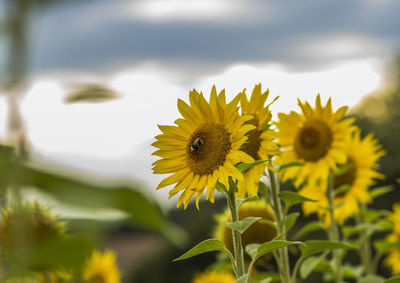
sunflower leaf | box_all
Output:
[278,161,304,172]
[173,239,226,261]
[247,240,306,262]
[236,160,267,173]
[228,177,239,193]
[358,275,384,283]
[259,278,273,283]
[334,184,351,196]
[236,195,259,209]
[343,223,384,238]
[285,212,300,232]
[279,191,317,208]
[333,163,354,177]
[216,182,227,192]
[235,274,248,283]
[370,186,393,199]
[65,84,118,103]
[300,252,328,279]
[294,221,325,239]
[374,240,400,253]
[299,240,357,257]
[222,217,262,234]
[259,219,277,229]
[385,276,400,283]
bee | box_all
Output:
[190,138,203,151]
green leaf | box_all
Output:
[285,212,299,232]
[294,221,325,239]
[300,240,357,257]
[333,163,354,177]
[385,276,400,283]
[259,219,277,229]
[173,239,226,261]
[342,264,364,279]
[65,84,118,103]
[21,165,164,231]
[361,209,388,222]
[247,240,306,261]
[258,181,269,196]
[300,252,327,279]
[223,217,262,234]
[358,275,384,283]
[236,160,267,173]
[374,240,400,253]
[216,182,227,192]
[259,278,273,283]
[236,274,248,283]
[343,223,384,237]
[279,191,317,208]
[334,184,351,196]
[278,161,304,172]
[245,243,260,258]
[370,186,393,199]
[376,219,394,230]
[236,195,259,209]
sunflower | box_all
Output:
[152,86,255,208]
[192,270,236,283]
[277,95,354,189]
[83,250,121,283]
[299,129,385,225]
[236,84,279,197]
[214,200,276,261]
[385,204,400,275]
[0,202,65,270]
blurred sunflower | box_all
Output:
[277,95,354,189]
[385,204,400,275]
[0,202,65,270]
[192,270,236,283]
[299,129,385,225]
[152,86,255,208]
[237,84,279,197]
[214,200,276,261]
[83,250,121,283]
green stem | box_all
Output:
[355,206,372,275]
[227,188,245,277]
[269,169,291,283]
[327,172,343,283]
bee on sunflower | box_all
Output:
[276,95,354,189]
[299,128,385,225]
[152,86,255,209]
[236,84,279,198]
[192,270,236,283]
[83,249,121,283]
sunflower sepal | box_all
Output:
[236,160,268,173]
[334,184,351,197]
[222,217,262,234]
[216,182,228,193]
[332,163,355,177]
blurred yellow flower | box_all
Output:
[83,250,121,283]
[237,84,279,197]
[192,270,235,283]
[152,86,255,209]
[0,202,65,270]
[277,95,354,189]
[299,129,385,225]
[385,204,400,275]
[214,200,276,261]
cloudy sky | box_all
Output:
[1,0,399,207]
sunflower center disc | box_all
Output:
[186,122,231,175]
[294,119,333,161]
[334,159,357,196]
[241,116,261,160]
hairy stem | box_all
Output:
[269,169,291,283]
[327,172,343,283]
[227,188,245,277]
